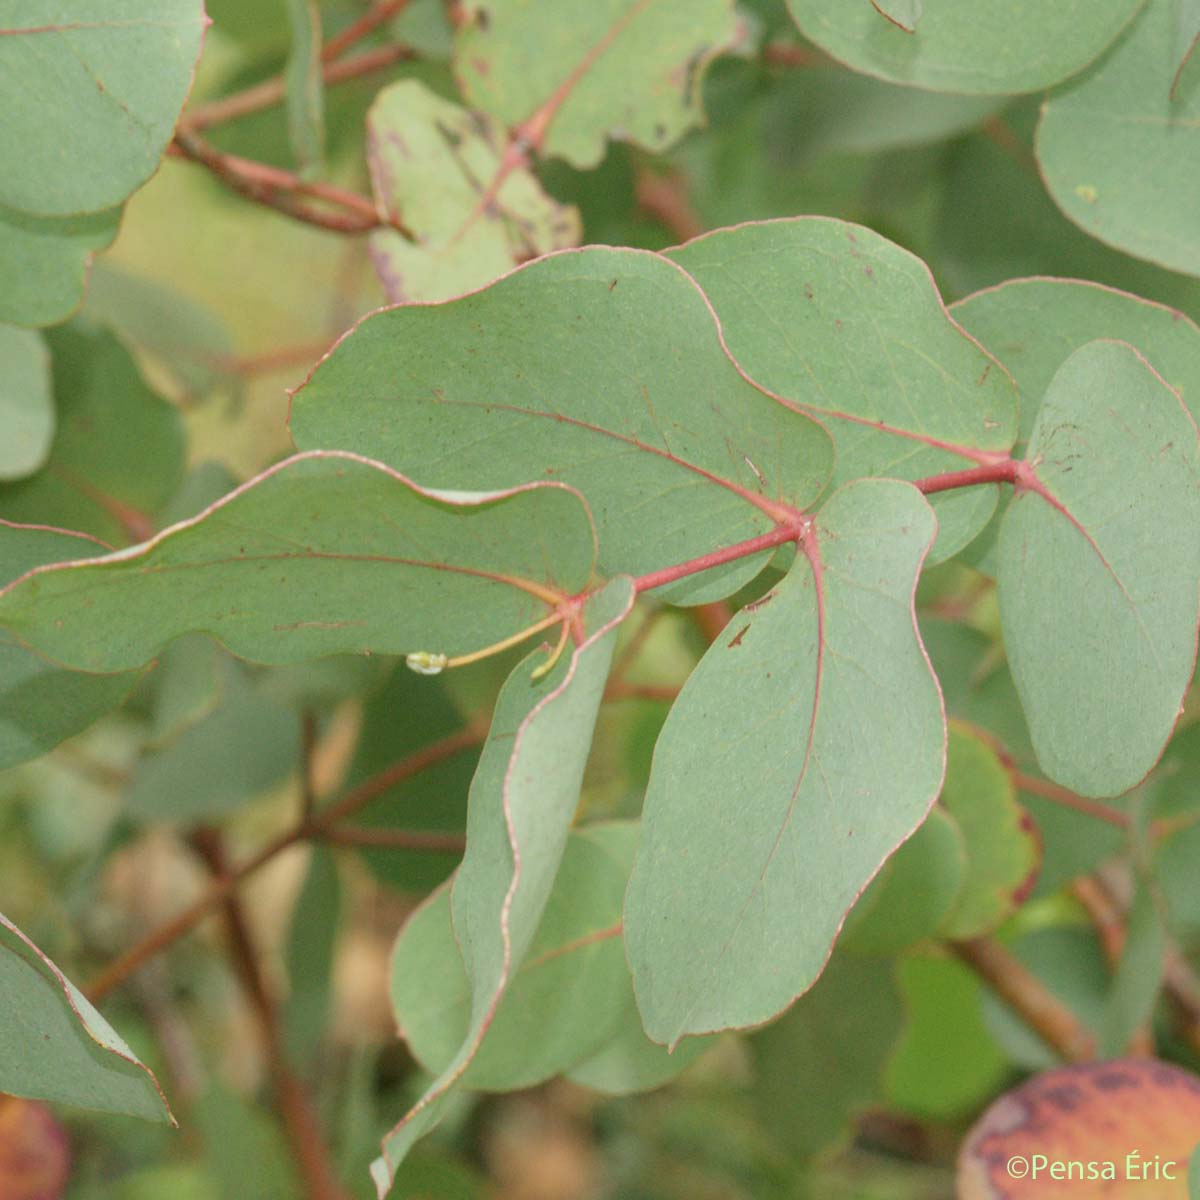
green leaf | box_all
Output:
[750,951,904,1160]
[842,806,966,955]
[1098,884,1167,1057]
[937,724,1040,939]
[565,999,717,1095]
[666,219,1018,562]
[1038,0,1200,279]
[125,658,301,821]
[365,80,580,303]
[997,340,1200,797]
[390,822,635,1091]
[871,0,923,33]
[0,204,120,329]
[454,0,738,168]
[785,0,1144,94]
[283,846,341,1071]
[290,247,833,605]
[885,951,1007,1119]
[283,0,324,175]
[0,521,138,770]
[0,450,597,672]
[0,321,186,545]
[0,912,172,1122]
[145,635,224,747]
[371,577,633,1193]
[0,326,53,482]
[0,2,207,217]
[342,667,477,894]
[624,479,944,1044]
[952,277,1200,574]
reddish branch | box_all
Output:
[182,43,416,132]
[85,726,484,1003]
[1010,771,1131,830]
[950,937,1096,1061]
[190,830,350,1200]
[170,131,401,236]
[322,0,412,61]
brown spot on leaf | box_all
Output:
[727,624,750,648]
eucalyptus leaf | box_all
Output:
[625,479,944,1043]
[0,451,597,672]
[0,326,53,482]
[0,913,171,1122]
[997,340,1200,797]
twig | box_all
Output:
[323,0,411,61]
[182,43,416,132]
[213,342,335,377]
[634,166,704,244]
[318,826,466,852]
[84,725,484,1003]
[190,829,350,1200]
[687,601,734,645]
[950,937,1096,1062]
[761,42,826,68]
[603,681,680,703]
[171,131,412,239]
[1010,771,1131,830]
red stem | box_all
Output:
[916,459,1020,496]
[632,523,805,595]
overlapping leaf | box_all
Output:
[624,479,944,1044]
[454,0,738,168]
[871,0,923,33]
[785,0,1144,94]
[1038,0,1200,278]
[290,248,833,604]
[0,913,171,1122]
[391,823,634,1091]
[0,327,52,482]
[371,578,633,1195]
[0,1,206,218]
[667,219,1017,561]
[366,80,579,304]
[0,450,597,672]
[997,340,1200,796]
[0,521,138,770]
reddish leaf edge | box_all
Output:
[0,913,175,1125]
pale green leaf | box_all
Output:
[0,450,597,672]
[997,340,1200,796]
[667,219,1017,562]
[284,0,324,175]
[390,823,635,1091]
[371,578,633,1194]
[938,724,1040,940]
[366,80,579,304]
[1098,885,1167,1056]
[786,0,1144,95]
[0,326,53,481]
[952,277,1200,575]
[0,205,119,329]
[290,247,833,604]
[454,0,738,168]
[1172,0,1200,96]
[0,521,138,770]
[0,1,207,217]
[0,912,171,1122]
[1038,0,1200,278]
[0,321,186,544]
[624,479,944,1044]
